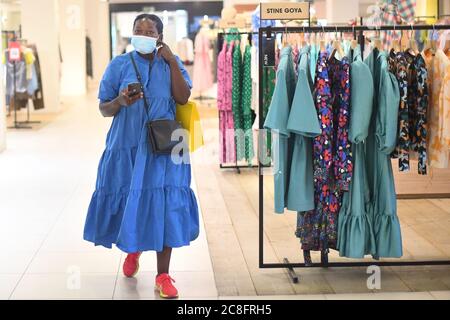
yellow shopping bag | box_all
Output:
[176,101,204,152]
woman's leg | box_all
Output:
[157,247,172,275]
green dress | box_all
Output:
[364,49,403,259]
[261,65,276,163]
[337,47,377,258]
[241,44,255,164]
[232,42,244,161]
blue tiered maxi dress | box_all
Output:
[83,51,200,253]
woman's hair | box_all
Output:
[133,14,164,34]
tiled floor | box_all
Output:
[1,92,450,300]
[192,102,450,299]
[0,93,217,300]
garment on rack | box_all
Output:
[364,48,402,258]
[297,51,338,251]
[288,45,321,214]
[218,42,228,164]
[232,41,245,161]
[211,37,218,82]
[424,49,450,169]
[5,58,28,108]
[337,46,376,259]
[405,51,428,175]
[218,41,237,164]
[378,0,417,49]
[27,63,38,96]
[241,44,255,163]
[389,50,410,172]
[264,46,296,214]
[328,55,353,191]
[23,47,35,80]
[193,31,213,93]
[86,36,93,78]
[262,67,276,160]
[310,44,319,81]
[177,38,194,64]
[30,44,44,110]
[297,51,353,251]
[250,45,259,113]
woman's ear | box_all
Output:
[158,34,163,42]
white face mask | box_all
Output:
[131,35,158,54]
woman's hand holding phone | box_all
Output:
[118,84,143,107]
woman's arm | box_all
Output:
[168,58,191,105]
[158,43,191,105]
[99,89,143,117]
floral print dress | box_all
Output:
[296,52,352,252]
[389,50,410,172]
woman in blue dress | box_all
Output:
[83,14,200,299]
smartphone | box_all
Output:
[127,82,141,97]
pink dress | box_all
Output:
[217,41,236,164]
[193,32,213,93]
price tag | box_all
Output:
[262,35,275,67]
[261,2,310,21]
[8,41,21,62]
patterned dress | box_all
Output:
[424,49,450,169]
[241,44,255,164]
[297,51,339,251]
[405,51,428,175]
[232,42,245,161]
[297,51,353,252]
[262,67,276,161]
[389,49,410,171]
[329,56,353,191]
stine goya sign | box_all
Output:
[260,2,310,20]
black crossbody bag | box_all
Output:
[130,53,183,155]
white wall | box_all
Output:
[326,0,360,24]
[21,0,61,113]
[85,0,110,84]
[0,21,6,153]
[59,0,87,96]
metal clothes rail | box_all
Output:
[257,24,450,283]
[217,31,259,173]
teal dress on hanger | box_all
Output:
[287,45,321,213]
[337,46,377,258]
[264,46,296,213]
[364,49,403,259]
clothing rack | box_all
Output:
[258,24,450,283]
[218,31,259,174]
[3,37,41,129]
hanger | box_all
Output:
[301,26,307,48]
[373,26,382,51]
[319,26,326,52]
[330,26,344,60]
[391,24,401,53]
[282,23,288,47]
[406,24,419,55]
[423,24,437,56]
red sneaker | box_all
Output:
[155,273,178,299]
[123,252,142,278]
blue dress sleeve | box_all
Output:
[175,55,193,89]
[264,68,290,136]
[98,56,123,103]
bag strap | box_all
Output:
[129,52,152,118]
